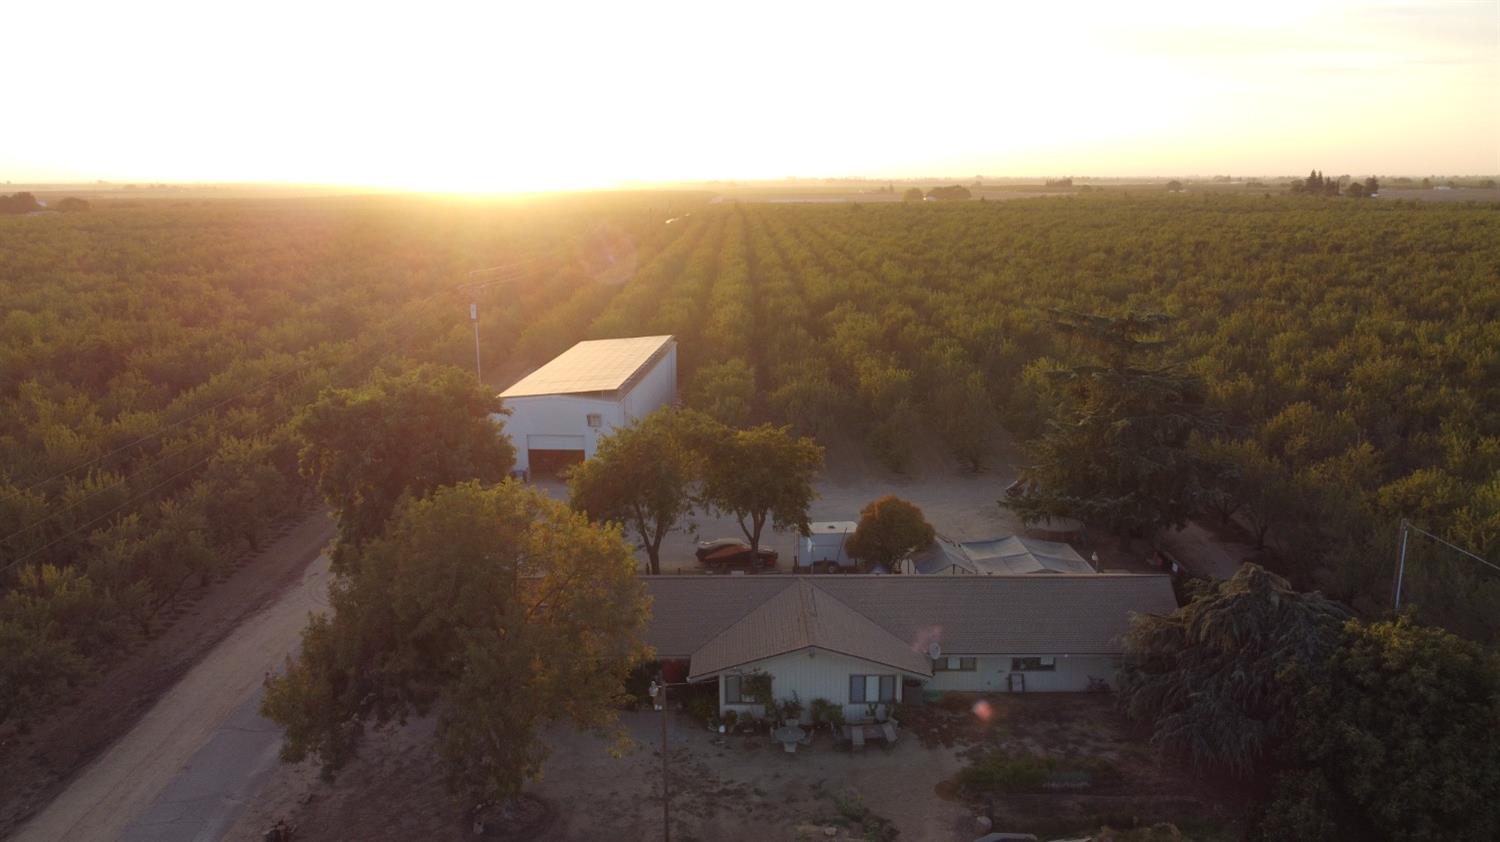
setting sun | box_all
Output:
[3,3,1499,841]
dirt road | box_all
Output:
[11,521,333,842]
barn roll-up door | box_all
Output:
[527,434,586,450]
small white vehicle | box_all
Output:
[798,521,858,572]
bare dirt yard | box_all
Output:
[226,695,1247,841]
[228,709,971,842]
[904,695,1248,839]
[0,511,335,839]
[539,433,1044,574]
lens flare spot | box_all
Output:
[971,699,994,723]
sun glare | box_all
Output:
[3,0,1496,188]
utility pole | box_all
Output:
[651,678,691,842]
[1393,518,1498,610]
[469,302,482,382]
[660,681,670,842]
[456,259,539,386]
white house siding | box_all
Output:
[925,654,1118,693]
[621,345,677,422]
[714,647,912,723]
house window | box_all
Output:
[1010,657,1057,672]
[933,657,977,672]
[586,413,603,428]
[724,675,744,703]
[849,674,897,703]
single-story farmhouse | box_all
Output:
[644,574,1176,722]
[497,335,676,476]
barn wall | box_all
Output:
[621,343,677,422]
[497,342,676,473]
[716,647,912,723]
[495,394,623,472]
[925,654,1118,693]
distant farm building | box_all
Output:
[497,335,677,476]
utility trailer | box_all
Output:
[797,521,858,572]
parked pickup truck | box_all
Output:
[695,538,778,572]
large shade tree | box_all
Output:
[1117,564,1350,776]
[1005,312,1217,538]
[846,495,936,571]
[1258,618,1500,841]
[567,407,706,574]
[699,423,823,555]
[294,364,515,569]
[261,481,648,804]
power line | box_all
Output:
[1393,518,1498,610]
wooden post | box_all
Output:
[660,682,670,842]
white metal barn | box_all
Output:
[497,335,677,476]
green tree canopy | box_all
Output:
[925,184,972,201]
[902,187,924,201]
[568,407,707,574]
[846,495,935,571]
[0,192,41,214]
[686,358,756,427]
[262,481,648,804]
[1117,564,1350,776]
[294,365,515,568]
[1259,618,1500,841]
[699,423,823,553]
[1005,312,1217,537]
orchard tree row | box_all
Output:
[586,195,1499,640]
[0,194,706,729]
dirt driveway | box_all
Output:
[8,515,334,842]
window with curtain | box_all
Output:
[849,674,897,702]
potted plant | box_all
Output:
[779,693,804,724]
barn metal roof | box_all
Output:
[642,574,1178,664]
[499,335,674,399]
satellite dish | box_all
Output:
[927,642,942,660]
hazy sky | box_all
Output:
[7,0,1497,191]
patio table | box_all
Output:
[773,725,807,753]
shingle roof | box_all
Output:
[642,574,1178,662]
[687,580,933,680]
[499,335,674,398]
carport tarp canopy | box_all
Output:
[908,535,1094,575]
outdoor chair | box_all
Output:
[850,726,866,751]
